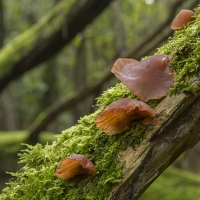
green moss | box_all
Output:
[2,5,200,200]
[96,83,160,110]
[96,83,136,108]
[157,8,200,95]
[1,94,149,199]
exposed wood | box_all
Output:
[107,91,200,199]
[0,0,113,93]
[1,1,200,199]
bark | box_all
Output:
[1,2,200,199]
[0,0,113,93]
[108,92,200,199]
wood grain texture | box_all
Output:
[108,91,200,200]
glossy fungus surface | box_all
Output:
[171,9,194,30]
[55,154,97,179]
[94,98,156,135]
[111,54,175,102]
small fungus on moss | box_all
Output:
[94,98,156,135]
[171,9,194,30]
[111,54,175,102]
[55,154,97,180]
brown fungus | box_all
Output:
[94,98,156,135]
[111,54,175,102]
[171,9,194,30]
[55,154,97,180]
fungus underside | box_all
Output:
[1,6,200,200]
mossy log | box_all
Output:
[109,92,200,199]
[27,0,200,143]
[0,0,113,93]
[1,4,200,200]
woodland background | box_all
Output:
[0,0,200,199]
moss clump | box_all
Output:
[157,7,200,95]
[1,85,148,200]
[96,83,136,108]
[2,5,200,200]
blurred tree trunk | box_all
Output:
[110,1,126,55]
[0,0,17,130]
[0,0,114,93]
[0,0,3,48]
[41,59,58,110]
[70,33,88,123]
[69,33,99,124]
[0,91,17,130]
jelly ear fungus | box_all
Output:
[55,154,97,180]
[111,54,175,102]
[94,98,156,135]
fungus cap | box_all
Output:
[94,98,156,135]
[111,54,175,102]
[55,154,97,179]
[171,9,194,30]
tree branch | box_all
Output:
[109,91,200,199]
[0,0,113,93]
[27,0,197,142]
[1,2,200,199]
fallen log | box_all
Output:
[1,3,200,200]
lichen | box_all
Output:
[1,5,200,200]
